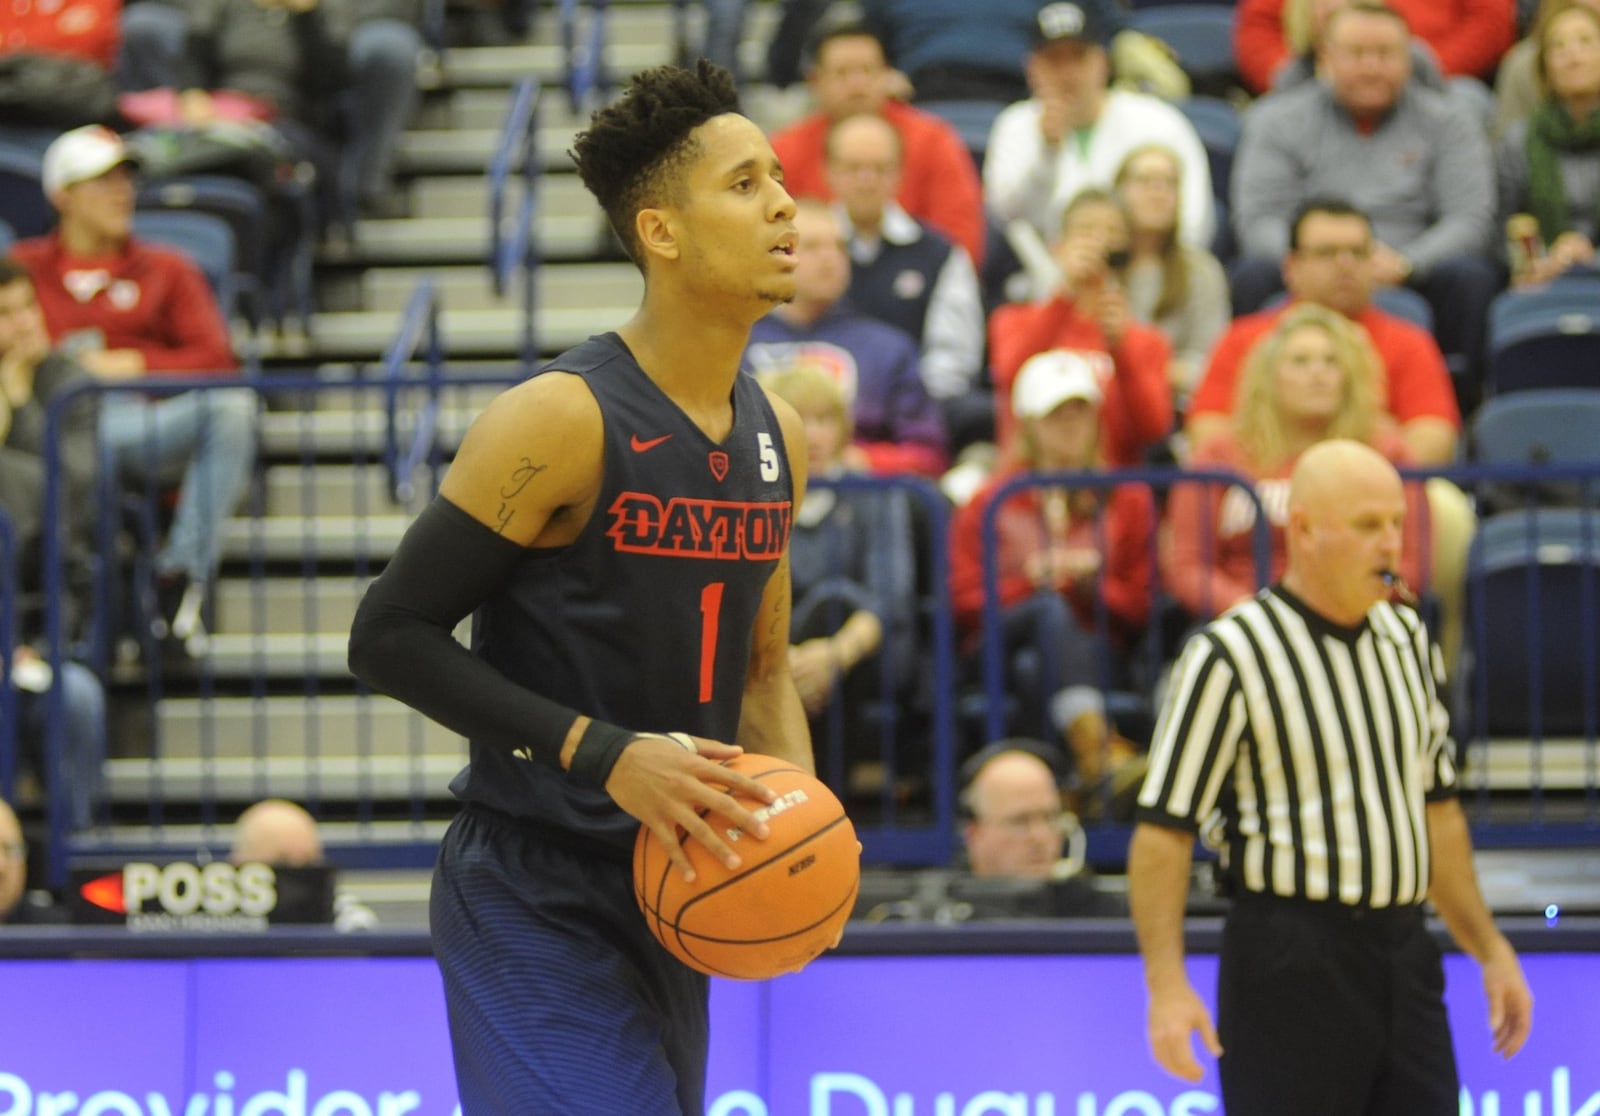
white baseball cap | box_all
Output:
[41,125,140,197]
[1012,349,1104,420]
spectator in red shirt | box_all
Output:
[949,349,1151,814]
[1186,199,1459,465]
[987,188,1173,468]
[1235,0,1516,92]
[1185,198,1474,666]
[1163,302,1429,620]
[0,0,121,70]
[768,22,987,266]
[14,125,256,655]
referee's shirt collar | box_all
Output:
[1268,583,1370,645]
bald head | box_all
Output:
[962,750,1066,880]
[825,112,902,232]
[231,799,323,867]
[1283,439,1406,624]
[0,798,24,919]
[1288,439,1402,519]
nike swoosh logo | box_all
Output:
[630,434,673,452]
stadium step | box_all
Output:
[360,261,640,313]
[143,694,465,760]
[257,304,631,361]
[215,576,370,635]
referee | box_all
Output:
[1128,440,1533,1114]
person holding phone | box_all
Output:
[987,188,1174,469]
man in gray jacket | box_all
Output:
[1229,0,1497,401]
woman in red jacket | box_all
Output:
[950,348,1153,814]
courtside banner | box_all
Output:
[0,953,1595,1115]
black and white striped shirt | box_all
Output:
[1138,586,1458,909]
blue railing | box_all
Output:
[18,383,1600,881]
[559,0,610,113]
[807,474,960,865]
[487,79,543,370]
[381,278,445,505]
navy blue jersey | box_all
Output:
[449,333,794,854]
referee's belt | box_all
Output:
[1231,889,1427,931]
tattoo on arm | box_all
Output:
[494,458,546,535]
[762,556,789,661]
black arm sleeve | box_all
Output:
[347,495,632,776]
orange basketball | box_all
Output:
[633,752,860,980]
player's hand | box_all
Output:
[607,735,778,883]
[1481,941,1533,1058]
[1052,237,1107,295]
[1147,979,1222,1083]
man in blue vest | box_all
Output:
[824,112,990,453]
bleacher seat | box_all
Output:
[1372,284,1435,332]
[1462,508,1600,737]
[920,100,1006,170]
[132,209,242,321]
[137,175,270,328]
[1174,95,1239,258]
[0,144,52,240]
[1128,5,1240,96]
[1486,285,1600,396]
[1470,388,1600,515]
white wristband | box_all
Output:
[660,732,698,754]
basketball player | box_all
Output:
[348,61,813,1114]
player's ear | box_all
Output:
[635,207,681,264]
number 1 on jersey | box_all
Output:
[698,581,725,703]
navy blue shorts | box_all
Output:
[430,804,710,1115]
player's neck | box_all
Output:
[617,304,749,406]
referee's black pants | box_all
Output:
[1217,892,1460,1116]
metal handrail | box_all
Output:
[977,467,1274,746]
[560,0,610,113]
[486,78,543,369]
[380,278,443,505]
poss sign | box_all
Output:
[68,862,335,931]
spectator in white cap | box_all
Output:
[949,348,1153,819]
[984,2,1214,252]
[12,123,257,657]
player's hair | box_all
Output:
[1233,302,1382,469]
[569,60,741,270]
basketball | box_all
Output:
[633,752,860,980]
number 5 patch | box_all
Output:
[758,432,780,482]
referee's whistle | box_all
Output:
[1379,569,1418,606]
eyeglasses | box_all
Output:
[1123,172,1178,189]
[1297,243,1371,261]
[0,841,25,862]
[979,809,1069,836]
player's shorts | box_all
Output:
[431,803,709,1115]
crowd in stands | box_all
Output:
[1,0,429,322]
[5,0,1600,883]
[739,0,1600,810]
